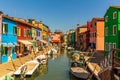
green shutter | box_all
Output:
[5,24,8,33]
[1,44,5,55]
[118,12,120,23]
[118,24,120,31]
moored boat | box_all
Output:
[70,62,90,80]
[14,60,39,78]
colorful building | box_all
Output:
[28,19,37,52]
[51,33,61,43]
[76,24,87,50]
[39,21,48,46]
[104,6,120,56]
[90,18,104,52]
[14,18,33,56]
[1,15,18,63]
[67,29,76,47]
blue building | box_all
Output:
[0,15,18,63]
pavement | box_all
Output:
[0,45,54,79]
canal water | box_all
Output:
[16,49,79,80]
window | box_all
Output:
[105,16,108,22]
[27,30,31,37]
[113,25,117,36]
[113,11,117,19]
[105,43,109,51]
[17,28,21,36]
[24,29,27,37]
[105,27,108,36]
[95,32,96,37]
[2,23,8,34]
[38,32,40,36]
[95,22,96,26]
[109,43,113,51]
[113,43,116,49]
[1,44,8,55]
[14,26,17,35]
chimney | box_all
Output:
[28,18,35,24]
[40,21,42,24]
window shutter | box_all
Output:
[15,27,17,35]
[5,24,8,33]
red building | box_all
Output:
[86,21,91,50]
[14,18,33,56]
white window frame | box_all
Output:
[17,27,21,36]
[105,16,108,22]
[24,29,26,37]
[105,27,108,36]
[113,11,117,19]
[2,22,8,34]
[109,43,113,51]
[113,25,117,36]
[113,43,116,49]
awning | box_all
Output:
[14,42,19,46]
[8,42,14,47]
[2,43,8,47]
[40,40,48,44]
[2,43,15,47]
[18,40,33,46]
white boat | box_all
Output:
[67,47,74,51]
[14,60,39,78]
[35,54,48,64]
[70,67,90,79]
[70,62,90,79]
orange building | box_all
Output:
[90,18,104,51]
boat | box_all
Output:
[67,46,74,51]
[70,62,90,80]
[14,60,39,78]
[35,54,48,64]
[47,49,53,55]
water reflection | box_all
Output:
[39,64,48,76]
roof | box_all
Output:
[77,24,87,28]
[3,15,34,27]
[110,6,120,9]
[92,18,104,21]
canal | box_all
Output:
[16,48,79,80]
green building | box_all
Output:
[104,6,120,56]
[68,29,76,47]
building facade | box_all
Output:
[90,18,104,52]
[104,6,120,56]
[1,15,17,63]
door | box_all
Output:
[8,47,12,61]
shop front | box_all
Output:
[18,40,33,56]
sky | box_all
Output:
[0,0,120,33]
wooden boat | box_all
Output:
[70,62,90,79]
[14,60,39,78]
